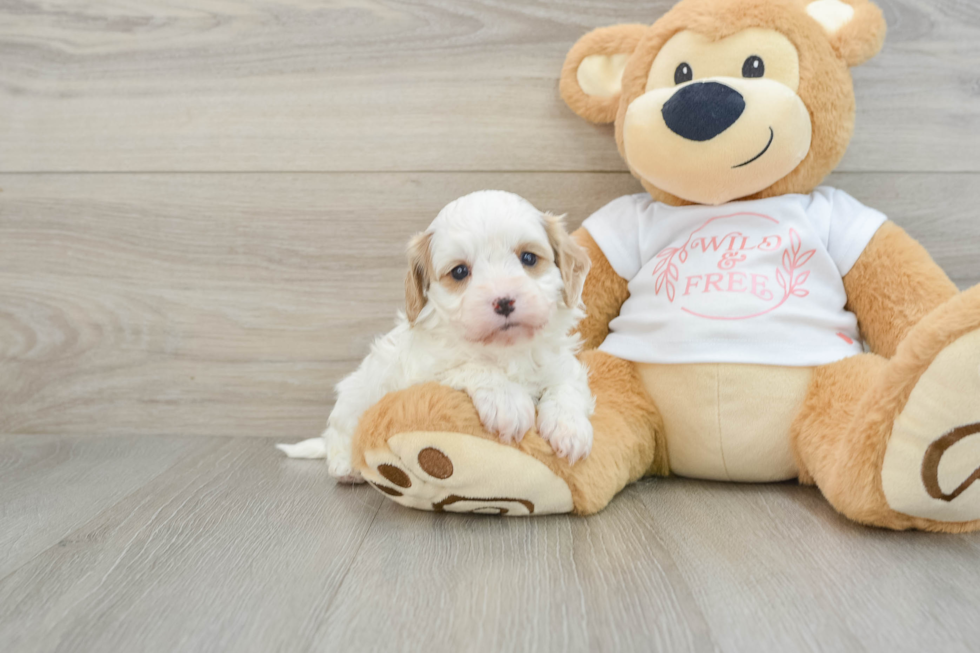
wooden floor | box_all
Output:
[2,1,980,651]
[0,435,977,653]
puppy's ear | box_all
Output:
[405,231,433,324]
[543,213,591,308]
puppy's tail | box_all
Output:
[276,437,327,459]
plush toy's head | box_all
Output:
[560,0,886,206]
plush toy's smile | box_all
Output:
[733,127,775,169]
[588,26,816,206]
[623,75,811,205]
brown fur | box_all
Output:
[843,221,958,358]
[405,232,434,323]
[829,0,887,67]
[514,242,553,280]
[543,213,592,308]
[560,24,649,125]
[353,351,666,515]
[570,351,668,514]
[793,285,980,532]
[571,228,631,350]
[792,354,884,490]
[561,0,886,206]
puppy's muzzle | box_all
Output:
[493,297,516,317]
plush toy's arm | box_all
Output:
[572,228,630,350]
[843,221,958,358]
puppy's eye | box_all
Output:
[674,63,693,85]
[742,56,765,78]
[519,252,538,267]
[450,265,469,281]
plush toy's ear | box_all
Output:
[560,24,649,124]
[405,232,433,324]
[805,0,886,67]
[543,213,591,308]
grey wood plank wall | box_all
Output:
[1,0,979,438]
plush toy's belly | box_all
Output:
[636,363,813,482]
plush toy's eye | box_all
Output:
[674,63,693,85]
[450,265,469,281]
[519,252,538,267]
[742,56,765,78]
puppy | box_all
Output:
[277,190,595,482]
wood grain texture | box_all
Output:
[315,489,718,653]
[0,436,384,653]
[1,0,978,173]
[634,478,980,653]
[0,434,207,577]
[1,435,977,653]
[1,172,977,438]
[0,171,644,438]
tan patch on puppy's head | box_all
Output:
[514,242,554,279]
[437,259,471,294]
[405,231,434,324]
[543,213,591,307]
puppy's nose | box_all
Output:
[493,297,516,317]
[662,81,745,142]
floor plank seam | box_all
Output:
[315,495,384,627]
[0,437,227,587]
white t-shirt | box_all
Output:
[583,187,887,366]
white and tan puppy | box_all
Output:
[277,190,595,482]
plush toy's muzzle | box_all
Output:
[560,0,890,206]
[624,74,813,206]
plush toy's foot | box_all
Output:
[351,382,576,516]
[351,352,665,516]
[360,431,573,515]
[880,327,980,523]
[795,286,980,532]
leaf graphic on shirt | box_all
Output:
[678,250,688,263]
[652,246,682,303]
[774,230,817,306]
[795,250,815,267]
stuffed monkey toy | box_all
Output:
[350,0,980,531]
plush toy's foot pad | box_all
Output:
[882,329,980,522]
[358,431,574,516]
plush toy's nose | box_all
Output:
[662,81,746,142]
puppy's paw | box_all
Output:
[325,428,365,484]
[471,384,536,444]
[537,401,594,464]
